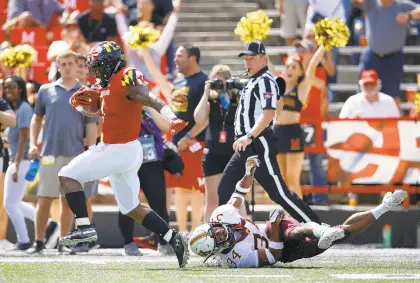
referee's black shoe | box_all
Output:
[59,224,97,247]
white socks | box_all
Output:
[76,217,91,227]
[370,203,389,220]
[163,229,174,243]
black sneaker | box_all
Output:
[169,232,189,268]
[26,242,44,254]
[44,221,59,249]
[58,224,97,247]
[16,242,32,251]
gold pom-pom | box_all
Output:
[234,10,273,43]
[14,44,37,68]
[415,92,420,111]
[0,47,18,68]
[0,45,37,69]
[122,25,161,49]
[314,18,350,50]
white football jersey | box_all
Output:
[210,205,269,268]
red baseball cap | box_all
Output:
[360,69,379,84]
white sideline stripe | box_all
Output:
[189,275,291,278]
[331,274,420,280]
[259,136,311,223]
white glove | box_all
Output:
[245,155,261,176]
[269,209,284,224]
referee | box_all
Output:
[217,41,321,224]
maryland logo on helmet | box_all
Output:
[121,67,145,87]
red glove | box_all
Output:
[169,118,188,135]
[70,87,100,110]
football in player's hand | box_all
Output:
[73,87,100,115]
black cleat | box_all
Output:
[58,224,97,247]
[169,232,189,268]
[26,242,44,254]
[44,221,59,249]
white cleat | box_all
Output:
[382,189,408,210]
[317,227,345,250]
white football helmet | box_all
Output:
[189,222,237,257]
[210,204,242,225]
[189,223,215,257]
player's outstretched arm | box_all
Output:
[228,156,260,209]
[256,213,283,267]
[126,84,187,134]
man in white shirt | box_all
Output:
[339,69,400,118]
[339,69,400,205]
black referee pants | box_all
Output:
[218,130,321,224]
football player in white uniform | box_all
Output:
[189,156,408,268]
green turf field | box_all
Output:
[0,247,419,283]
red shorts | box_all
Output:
[165,141,205,193]
[280,217,325,263]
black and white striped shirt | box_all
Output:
[234,67,279,137]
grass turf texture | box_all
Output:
[0,247,419,283]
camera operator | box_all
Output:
[217,41,321,224]
[194,65,244,221]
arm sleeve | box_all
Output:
[121,68,146,87]
[17,105,33,129]
[34,88,46,117]
[153,13,179,56]
[257,77,278,110]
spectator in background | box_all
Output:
[3,0,64,29]
[354,0,420,102]
[47,10,91,82]
[193,65,241,221]
[0,78,16,248]
[272,47,326,199]
[77,0,118,43]
[142,46,208,233]
[296,31,334,205]
[26,51,98,254]
[2,76,45,251]
[339,69,400,205]
[152,0,175,77]
[276,0,308,46]
[340,69,400,118]
[120,107,171,255]
[115,0,181,92]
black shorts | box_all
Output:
[202,148,234,177]
[273,123,304,153]
[280,217,325,263]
